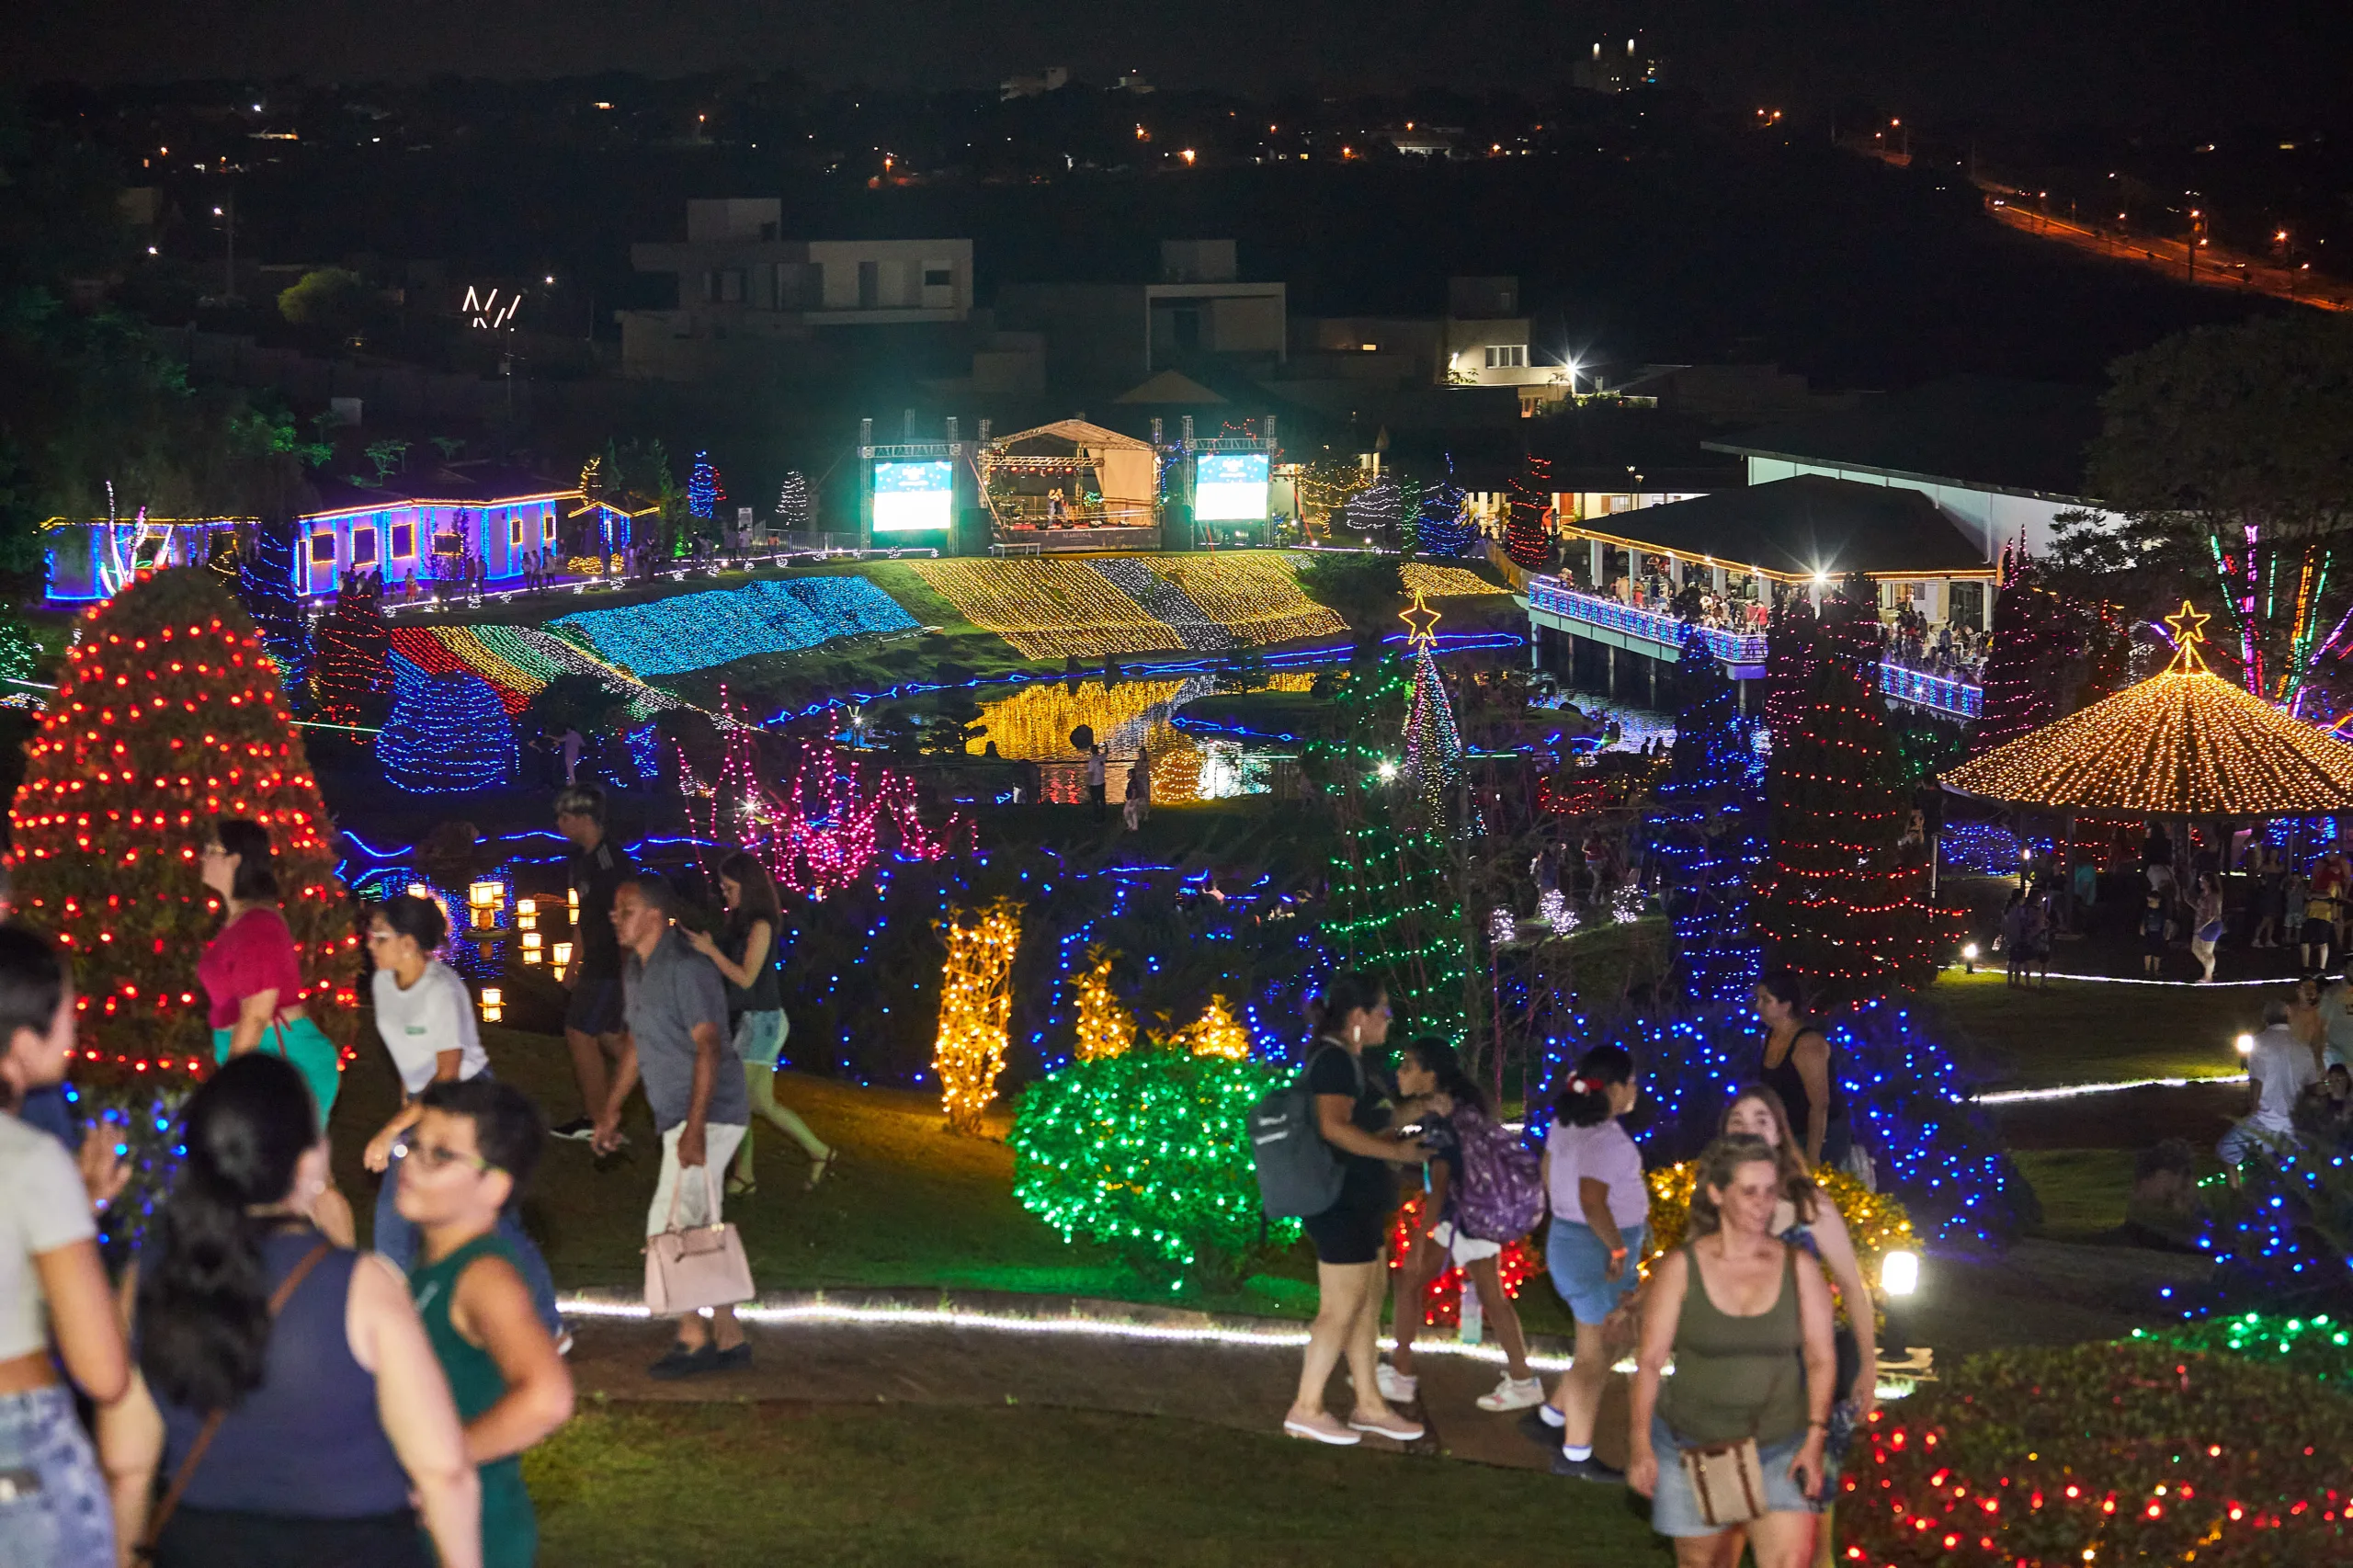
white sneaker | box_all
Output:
[1477,1375,1546,1413]
[1375,1362,1419,1403]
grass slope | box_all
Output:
[529,1402,1669,1567]
[1925,970,2258,1088]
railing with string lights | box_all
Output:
[1528,576,1984,719]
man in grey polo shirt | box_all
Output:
[593,873,753,1377]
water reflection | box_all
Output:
[961,673,1316,803]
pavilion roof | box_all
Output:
[1939,605,2353,818]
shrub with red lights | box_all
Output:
[8,568,360,1077]
[308,588,392,729]
[1384,1190,1538,1328]
[1842,1339,2353,1565]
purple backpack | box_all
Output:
[1449,1106,1545,1242]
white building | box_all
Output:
[1702,375,2108,561]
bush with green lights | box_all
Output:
[1008,1049,1297,1294]
[2135,1312,2353,1392]
[1843,1340,2353,1565]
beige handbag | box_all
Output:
[643,1164,755,1316]
[1677,1437,1770,1528]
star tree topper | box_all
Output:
[1399,588,1442,650]
[2164,599,2211,673]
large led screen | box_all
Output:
[1194,452,1270,522]
[872,460,954,533]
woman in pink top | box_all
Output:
[197,819,342,1127]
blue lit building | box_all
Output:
[44,462,642,604]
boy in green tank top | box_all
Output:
[395,1079,576,1568]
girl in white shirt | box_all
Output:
[361,898,562,1336]
[1529,1044,1646,1482]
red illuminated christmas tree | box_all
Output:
[9,568,359,1075]
[1753,595,1938,1001]
[309,588,392,729]
[1504,453,1554,570]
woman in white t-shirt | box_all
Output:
[361,898,561,1335]
[1528,1044,1646,1483]
[0,926,130,1568]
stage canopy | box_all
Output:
[987,419,1159,516]
[1939,603,2353,820]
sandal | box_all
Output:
[805,1148,839,1190]
[725,1174,756,1198]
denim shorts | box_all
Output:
[1545,1217,1647,1325]
[1647,1414,1825,1537]
[0,1385,115,1568]
[732,1008,788,1066]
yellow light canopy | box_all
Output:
[1940,601,2353,818]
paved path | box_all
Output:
[562,1289,1639,1472]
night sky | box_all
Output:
[10,1,2348,131]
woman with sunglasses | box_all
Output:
[360,897,564,1337]
[394,1079,574,1568]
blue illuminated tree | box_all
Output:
[235,517,309,696]
[1415,460,1477,557]
[375,664,517,793]
[687,451,724,520]
[1645,625,1765,1004]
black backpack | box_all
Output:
[1247,1045,1359,1219]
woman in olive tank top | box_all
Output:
[1628,1136,1837,1568]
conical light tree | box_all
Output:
[235,518,309,696]
[1754,597,1938,1000]
[9,568,358,1074]
[1644,624,1766,1004]
[309,590,392,728]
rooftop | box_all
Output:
[303,462,577,516]
[1566,473,1994,579]
[1704,375,2105,502]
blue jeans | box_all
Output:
[0,1386,113,1568]
[373,1173,563,1335]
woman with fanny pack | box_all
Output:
[1628,1135,1836,1568]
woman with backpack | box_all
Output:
[1529,1044,1647,1482]
[1281,973,1445,1449]
[1378,1039,1544,1415]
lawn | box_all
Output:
[1924,969,2261,1088]
[529,1401,1669,1567]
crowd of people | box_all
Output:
[1279,967,1870,1567]
[0,780,840,1566]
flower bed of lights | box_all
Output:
[1147,555,1345,645]
[1090,558,1234,653]
[1841,1340,2353,1566]
[908,558,1176,659]
[9,568,358,1074]
[1536,1003,2039,1250]
[1009,1047,1296,1292]
[937,900,1021,1132]
[1400,562,1503,598]
[391,624,682,721]
[2132,1312,2353,1392]
[1384,1190,1539,1328]
[553,577,918,676]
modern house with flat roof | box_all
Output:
[620,199,973,381]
